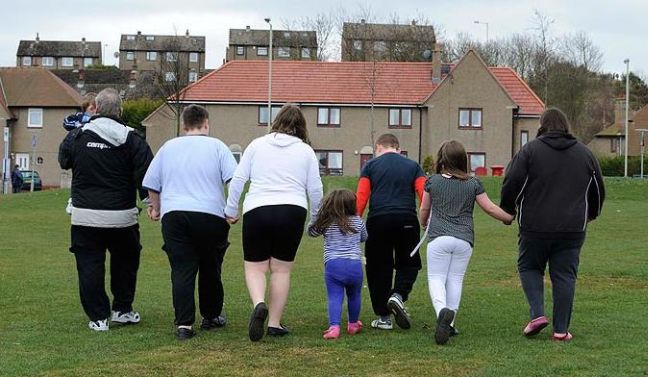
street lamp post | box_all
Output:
[265,18,273,131]
[637,129,647,179]
[473,20,489,42]
[624,59,630,177]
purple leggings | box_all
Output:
[325,258,363,326]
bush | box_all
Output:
[422,155,435,175]
[121,98,164,134]
[597,155,645,176]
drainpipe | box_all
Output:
[418,106,423,165]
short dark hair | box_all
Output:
[376,134,399,149]
[435,140,470,180]
[271,104,310,143]
[538,107,571,136]
[181,105,209,129]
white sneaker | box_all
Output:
[111,310,141,324]
[370,318,393,330]
[89,319,109,331]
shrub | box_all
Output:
[422,155,435,175]
[597,155,644,176]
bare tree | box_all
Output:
[561,31,603,72]
[501,33,535,80]
[531,10,557,104]
[156,36,192,137]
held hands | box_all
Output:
[225,215,239,224]
[502,213,515,226]
[147,206,160,221]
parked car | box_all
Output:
[20,170,42,191]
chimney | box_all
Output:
[185,29,190,38]
[411,20,417,26]
[82,37,86,42]
[137,31,142,36]
[431,42,443,84]
[615,98,628,132]
[246,25,251,31]
[360,19,366,24]
[35,32,40,43]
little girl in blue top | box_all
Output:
[309,189,367,340]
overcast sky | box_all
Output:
[1,0,644,77]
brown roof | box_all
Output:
[342,22,436,43]
[229,29,318,48]
[120,32,205,52]
[17,40,101,58]
[595,123,623,137]
[0,67,82,107]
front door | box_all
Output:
[15,153,29,170]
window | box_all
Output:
[374,41,387,52]
[467,153,486,174]
[236,46,245,55]
[258,106,281,125]
[278,47,290,58]
[146,51,157,61]
[301,48,311,59]
[353,40,362,50]
[165,72,176,82]
[459,108,482,128]
[389,108,412,128]
[166,52,178,62]
[83,57,93,67]
[28,108,43,128]
[145,35,155,41]
[61,57,73,67]
[189,52,199,62]
[317,108,341,127]
[126,35,135,41]
[316,150,343,175]
[188,71,198,82]
[611,138,619,153]
[229,144,242,163]
[22,56,32,66]
[257,46,268,56]
[42,57,54,66]
[126,52,135,61]
[521,130,529,148]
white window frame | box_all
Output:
[28,108,43,128]
[146,51,157,61]
[166,52,178,62]
[22,56,32,66]
[145,35,155,41]
[301,47,311,59]
[41,56,54,66]
[188,71,198,82]
[236,46,245,55]
[256,46,268,56]
[61,57,74,67]
[83,57,93,67]
[258,106,281,125]
[317,107,341,127]
[278,47,290,58]
[189,52,199,63]
[126,35,135,41]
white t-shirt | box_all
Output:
[224,133,323,222]
[143,135,237,218]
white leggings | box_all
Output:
[426,236,473,318]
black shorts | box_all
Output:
[242,205,307,262]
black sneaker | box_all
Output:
[435,308,455,345]
[248,302,268,342]
[387,294,411,329]
[201,315,227,330]
[449,325,459,337]
[176,327,195,340]
[267,324,289,337]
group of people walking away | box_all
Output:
[59,88,605,345]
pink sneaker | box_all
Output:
[323,325,340,340]
[347,321,363,335]
[552,332,573,342]
[523,315,549,337]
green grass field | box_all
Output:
[1,177,647,377]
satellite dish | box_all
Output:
[113,52,120,58]
[422,49,432,60]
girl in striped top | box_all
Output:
[309,189,367,340]
[419,141,514,345]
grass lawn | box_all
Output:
[1,177,647,376]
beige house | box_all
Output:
[226,27,318,62]
[16,35,102,70]
[341,20,437,62]
[589,98,645,157]
[0,68,82,191]
[144,50,544,176]
[119,30,206,83]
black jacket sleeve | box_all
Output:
[58,128,82,170]
[500,146,530,216]
[128,131,154,201]
[587,152,605,221]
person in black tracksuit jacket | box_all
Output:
[500,108,605,341]
[58,88,153,331]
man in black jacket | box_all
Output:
[500,108,605,342]
[59,88,153,331]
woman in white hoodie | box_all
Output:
[225,104,323,341]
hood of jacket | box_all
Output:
[83,116,134,147]
[264,132,303,147]
[538,131,578,151]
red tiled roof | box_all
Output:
[181,60,544,115]
[489,67,545,115]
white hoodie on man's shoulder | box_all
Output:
[225,133,323,221]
